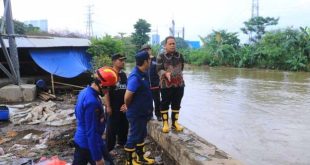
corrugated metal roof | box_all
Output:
[0,36,90,48]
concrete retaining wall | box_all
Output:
[148,120,244,165]
[0,84,36,103]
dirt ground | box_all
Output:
[0,96,175,165]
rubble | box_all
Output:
[8,100,75,126]
[0,96,174,165]
[0,147,4,156]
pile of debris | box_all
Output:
[9,101,75,126]
[0,99,172,164]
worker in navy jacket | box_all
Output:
[73,67,118,165]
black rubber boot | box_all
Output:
[125,148,140,165]
[135,143,155,164]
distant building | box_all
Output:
[24,19,48,32]
[186,41,201,49]
[151,34,160,45]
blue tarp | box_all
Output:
[30,48,92,78]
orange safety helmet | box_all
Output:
[95,66,118,87]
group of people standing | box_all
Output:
[72,36,185,165]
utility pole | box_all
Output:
[251,0,259,18]
[250,0,259,42]
[86,4,94,38]
[1,0,20,85]
[169,20,175,37]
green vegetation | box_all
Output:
[87,19,151,69]
[241,16,279,43]
[86,16,309,72]
[0,17,42,35]
[182,17,310,71]
[131,19,151,51]
[8,16,309,72]
[87,35,136,69]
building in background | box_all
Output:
[151,34,160,45]
[186,41,200,49]
[24,19,48,32]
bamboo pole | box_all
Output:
[51,74,55,94]
[53,81,84,89]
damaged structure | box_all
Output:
[0,36,92,103]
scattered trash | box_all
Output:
[0,105,9,120]
[0,147,4,156]
[0,137,11,145]
[9,144,27,152]
[20,159,33,165]
[9,101,75,126]
[23,133,33,140]
[35,156,67,165]
[6,130,17,137]
[155,155,163,164]
[0,153,15,164]
[7,103,32,109]
[38,91,57,101]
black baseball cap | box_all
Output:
[111,53,126,61]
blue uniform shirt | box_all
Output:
[126,67,153,119]
[74,86,105,161]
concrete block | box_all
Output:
[0,84,36,103]
[148,120,244,165]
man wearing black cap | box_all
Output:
[124,50,155,165]
[140,44,162,121]
[104,53,129,155]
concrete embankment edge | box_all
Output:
[147,120,244,165]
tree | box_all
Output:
[199,30,240,66]
[255,27,310,71]
[131,19,151,50]
[0,17,42,34]
[203,30,240,49]
[241,16,279,43]
[87,35,125,69]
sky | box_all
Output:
[1,0,310,43]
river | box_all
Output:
[179,66,310,165]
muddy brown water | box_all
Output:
[178,66,310,165]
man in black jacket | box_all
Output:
[105,53,129,154]
[141,44,162,121]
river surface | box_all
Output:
[178,66,310,165]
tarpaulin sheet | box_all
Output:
[30,48,92,78]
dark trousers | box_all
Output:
[72,142,114,165]
[125,117,148,149]
[106,109,129,151]
[160,87,184,111]
[151,88,161,117]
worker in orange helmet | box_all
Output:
[73,67,118,165]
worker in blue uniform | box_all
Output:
[73,67,118,165]
[124,50,155,165]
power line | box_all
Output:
[250,0,259,42]
[252,0,259,18]
[86,4,93,38]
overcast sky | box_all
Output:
[1,0,310,42]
